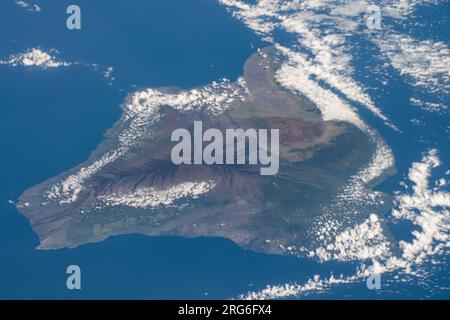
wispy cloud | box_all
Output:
[14,0,41,13]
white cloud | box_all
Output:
[0,49,117,88]
[312,213,391,262]
[239,272,364,300]
[410,97,448,113]
[274,45,368,131]
[14,0,41,13]
[376,34,450,95]
[390,149,450,270]
[103,67,115,85]
[99,181,216,208]
[0,48,70,69]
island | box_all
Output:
[17,47,395,256]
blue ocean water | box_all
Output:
[0,0,448,299]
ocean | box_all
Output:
[0,0,449,299]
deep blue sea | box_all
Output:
[0,0,448,299]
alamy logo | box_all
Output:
[66,265,81,290]
[366,5,382,30]
[366,265,381,290]
[66,5,81,30]
[171,121,279,175]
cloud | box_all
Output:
[14,0,41,13]
[390,149,450,270]
[0,48,70,69]
[1,48,118,87]
[99,181,216,209]
[410,97,448,113]
[239,272,364,300]
[311,213,391,262]
[376,34,450,95]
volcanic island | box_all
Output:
[17,47,395,256]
